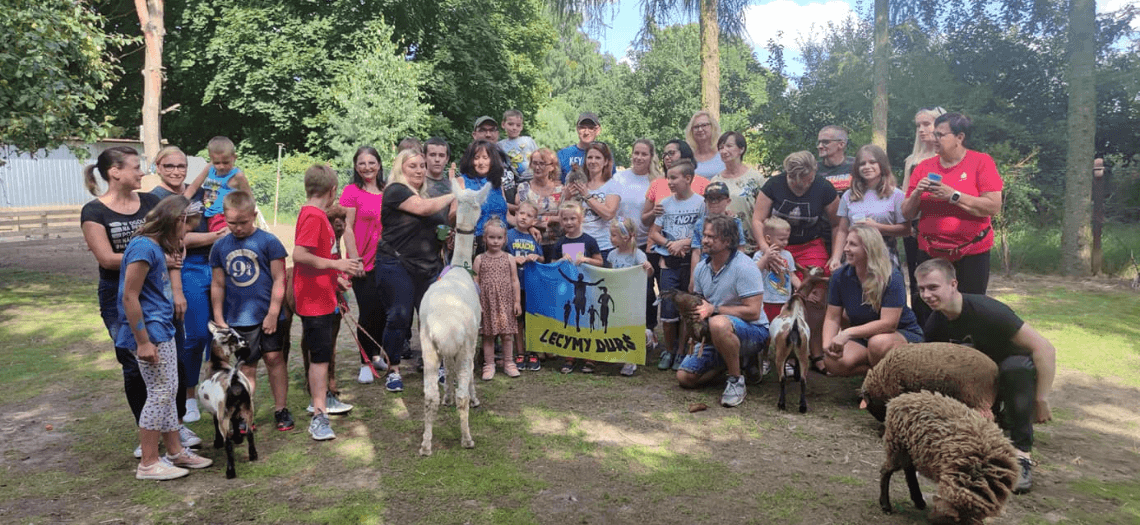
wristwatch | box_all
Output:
[950,191,962,204]
[712,305,720,316]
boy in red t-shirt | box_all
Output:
[292,164,362,441]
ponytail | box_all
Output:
[83,146,139,196]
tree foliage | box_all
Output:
[1,0,133,156]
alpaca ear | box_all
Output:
[476,180,492,203]
[450,177,463,196]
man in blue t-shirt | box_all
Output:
[208,191,294,431]
[557,112,602,182]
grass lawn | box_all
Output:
[1,267,1138,524]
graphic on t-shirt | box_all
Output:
[201,177,224,211]
[108,219,148,252]
[224,248,261,288]
[772,199,818,239]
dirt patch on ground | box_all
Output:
[1,246,1138,524]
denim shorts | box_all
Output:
[679,315,769,375]
[658,264,692,322]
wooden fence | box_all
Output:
[0,206,83,242]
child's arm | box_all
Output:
[473,253,483,277]
[648,222,669,247]
[264,258,286,335]
[171,266,186,322]
[121,260,157,363]
[229,168,253,195]
[292,245,362,274]
[579,253,604,267]
[183,165,210,198]
[510,259,522,317]
[787,253,802,289]
[210,267,228,327]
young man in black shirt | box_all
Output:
[916,258,1056,494]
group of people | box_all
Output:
[81,107,1055,493]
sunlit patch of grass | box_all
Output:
[1069,478,1140,522]
[604,445,740,496]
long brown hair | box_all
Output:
[850,144,896,202]
[83,147,138,196]
[133,195,201,255]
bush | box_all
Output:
[240,153,344,223]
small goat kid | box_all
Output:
[658,289,710,359]
[197,322,257,479]
[766,269,830,413]
[419,180,491,457]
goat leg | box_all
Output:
[904,465,925,509]
[799,373,808,413]
[212,414,224,449]
[879,466,895,513]
[247,426,257,462]
[777,375,787,411]
[224,436,236,479]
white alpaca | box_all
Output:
[419,180,491,456]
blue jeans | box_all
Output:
[374,256,434,367]
[679,316,769,375]
[180,255,212,388]
[659,263,692,322]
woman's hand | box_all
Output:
[827,328,850,357]
[137,341,159,364]
[827,256,842,272]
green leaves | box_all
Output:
[1,0,134,156]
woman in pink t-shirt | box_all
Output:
[902,112,1003,325]
[340,146,387,383]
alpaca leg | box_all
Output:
[904,465,925,509]
[467,336,481,408]
[455,357,475,449]
[879,465,895,513]
[420,332,441,457]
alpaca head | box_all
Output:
[452,180,492,233]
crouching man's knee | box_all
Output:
[677,369,701,389]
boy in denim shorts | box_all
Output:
[209,191,291,430]
[676,215,769,408]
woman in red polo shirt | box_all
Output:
[902,112,1003,325]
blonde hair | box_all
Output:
[529,148,559,183]
[153,146,186,169]
[633,139,664,182]
[903,107,946,183]
[517,200,539,217]
[849,223,893,312]
[783,151,817,180]
[223,190,256,214]
[502,109,523,121]
[763,216,791,235]
[134,195,201,255]
[388,149,427,197]
[609,217,637,252]
[303,163,338,198]
[483,216,507,238]
[850,144,896,202]
[684,110,721,153]
[559,200,584,217]
[207,136,236,157]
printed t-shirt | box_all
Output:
[818,156,855,192]
[293,205,337,316]
[710,169,767,251]
[81,192,163,281]
[209,229,288,326]
[553,233,601,262]
[114,236,175,349]
[652,193,705,257]
[760,174,838,246]
[506,228,540,287]
[499,136,539,177]
[581,179,621,252]
[838,187,906,266]
[753,249,796,304]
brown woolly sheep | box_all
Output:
[861,342,998,423]
[880,391,1019,524]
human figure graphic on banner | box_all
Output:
[597,286,616,333]
[558,267,604,331]
[563,300,573,329]
[588,304,599,330]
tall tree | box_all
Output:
[552,0,748,121]
[134,0,164,168]
[871,0,888,149]
[1060,0,1096,275]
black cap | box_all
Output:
[473,115,498,130]
[577,112,599,126]
[704,181,730,200]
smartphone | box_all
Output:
[927,173,942,183]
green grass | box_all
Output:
[1069,478,1140,523]
[994,222,1140,277]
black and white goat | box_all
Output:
[197,322,257,479]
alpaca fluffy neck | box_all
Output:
[451,232,475,269]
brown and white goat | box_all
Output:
[766,269,830,413]
[197,322,257,479]
[658,289,710,359]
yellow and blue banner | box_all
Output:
[524,261,646,364]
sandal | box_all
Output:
[581,360,597,374]
[560,360,575,374]
[809,355,829,376]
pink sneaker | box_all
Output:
[503,362,521,378]
[481,363,495,381]
[165,448,213,469]
[136,460,189,480]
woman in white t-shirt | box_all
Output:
[833,144,908,269]
[565,142,621,257]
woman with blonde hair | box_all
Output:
[685,110,725,178]
[821,223,923,377]
[833,144,908,270]
[901,106,945,304]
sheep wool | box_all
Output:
[862,342,998,422]
[880,391,1019,524]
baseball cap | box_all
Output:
[704,181,730,200]
[473,115,498,130]
[577,112,599,127]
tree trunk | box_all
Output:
[1091,159,1105,274]
[1060,0,1095,276]
[135,0,165,171]
[699,0,720,122]
[871,0,889,149]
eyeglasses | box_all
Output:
[933,132,952,139]
[817,139,841,146]
[160,163,188,170]
[692,123,711,130]
[531,161,549,167]
[662,149,679,157]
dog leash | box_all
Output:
[338,301,390,379]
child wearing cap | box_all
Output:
[688,181,747,286]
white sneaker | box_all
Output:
[133,445,143,459]
[721,375,747,407]
[136,459,189,480]
[358,364,374,384]
[179,425,203,448]
[183,398,200,423]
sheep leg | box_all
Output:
[224,436,236,479]
[879,465,895,513]
[419,331,441,457]
[904,465,925,509]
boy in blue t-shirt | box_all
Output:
[498,109,539,182]
[507,202,544,371]
[208,191,293,431]
[186,136,254,232]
